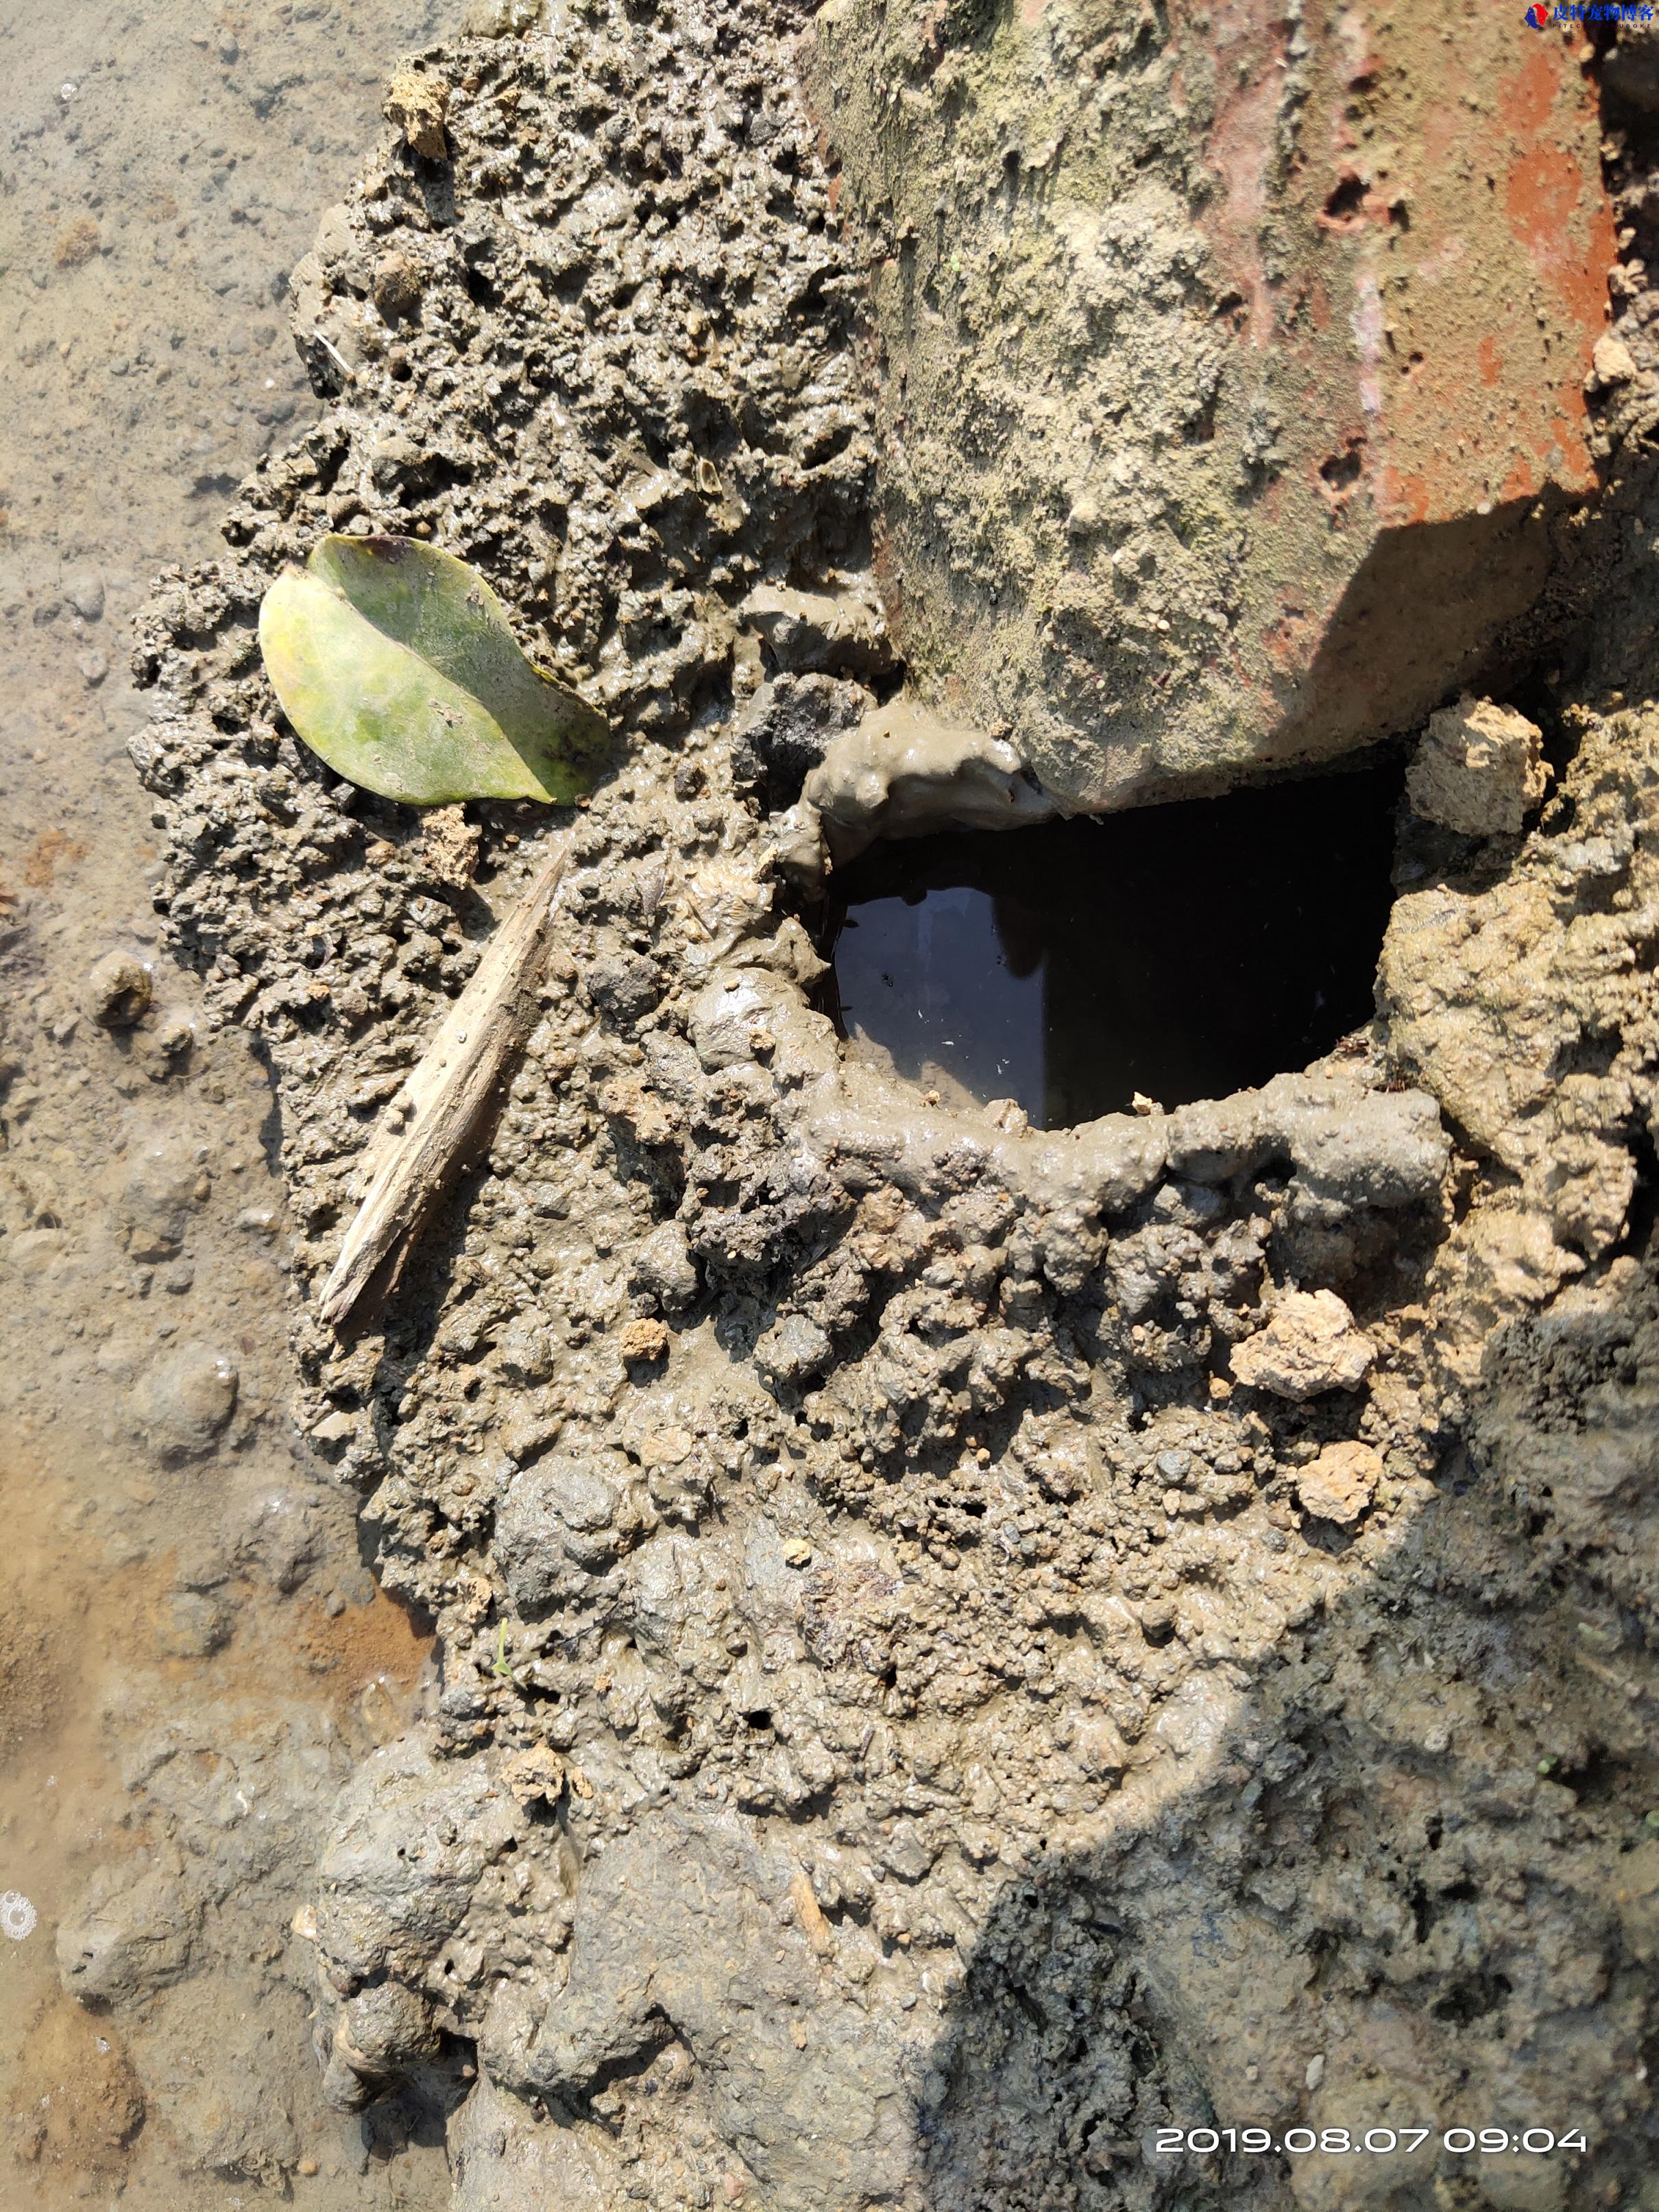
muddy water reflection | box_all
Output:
[0,0,449,2200]
[826,762,1404,1125]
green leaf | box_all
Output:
[258,534,611,805]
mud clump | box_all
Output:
[1405,694,1551,839]
[115,3,1659,2207]
[56,1857,204,2009]
[130,1342,239,1460]
[82,948,153,1028]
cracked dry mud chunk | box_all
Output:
[1294,1441,1383,1526]
[1228,1290,1376,1400]
[415,804,481,890]
[383,65,448,161]
[1405,694,1549,837]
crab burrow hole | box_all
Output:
[820,758,1404,1128]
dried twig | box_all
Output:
[311,329,359,385]
[319,836,569,1329]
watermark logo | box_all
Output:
[1525,1,1654,21]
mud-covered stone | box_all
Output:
[118,1133,208,1261]
[83,949,152,1028]
[131,1342,239,1458]
[810,0,1615,810]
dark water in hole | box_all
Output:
[823,760,1403,1129]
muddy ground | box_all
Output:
[0,1,459,2204]
[13,0,1659,2207]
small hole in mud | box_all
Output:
[1320,441,1364,493]
[1431,1971,1512,2025]
[1322,171,1368,224]
[822,759,1402,1127]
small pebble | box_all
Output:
[619,1317,670,1365]
[132,1342,239,1457]
[84,949,152,1026]
[62,564,105,621]
[150,1007,197,1057]
[1139,1598,1176,1644]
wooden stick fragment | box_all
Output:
[319,836,570,1330]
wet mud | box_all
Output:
[13,0,1659,2207]
[820,762,1403,1128]
[0,1,457,2203]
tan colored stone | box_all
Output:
[1590,333,1638,389]
[640,1426,694,1467]
[384,67,448,163]
[618,1318,670,1365]
[1407,695,1548,837]
[1229,1290,1375,1401]
[1296,1441,1383,1527]
[499,1746,566,1807]
[415,804,478,889]
[598,1076,681,1147]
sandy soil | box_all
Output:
[0,2,459,2202]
